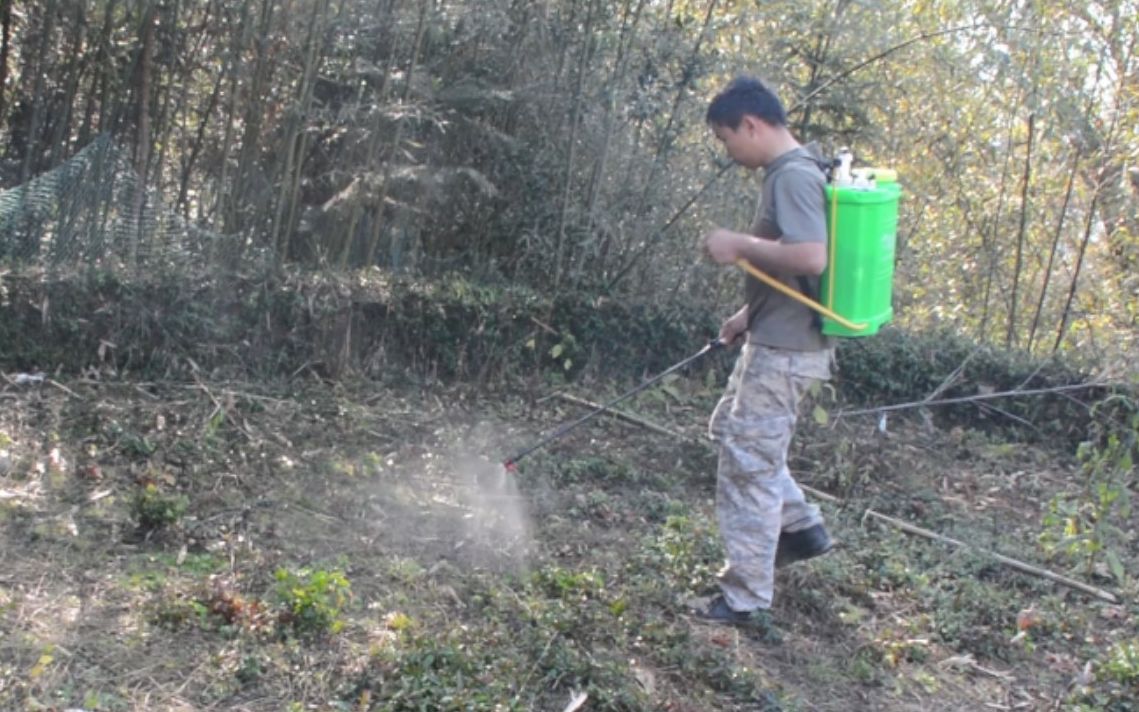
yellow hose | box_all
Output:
[828,184,839,314]
[734,258,867,332]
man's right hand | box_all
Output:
[719,306,749,347]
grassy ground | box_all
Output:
[0,370,1136,711]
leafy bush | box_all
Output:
[1040,395,1137,582]
[836,326,1106,446]
[274,567,352,638]
[131,484,188,531]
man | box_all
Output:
[697,76,834,633]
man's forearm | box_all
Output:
[733,232,827,276]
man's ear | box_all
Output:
[739,114,764,137]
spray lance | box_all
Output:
[503,151,904,470]
[502,339,726,472]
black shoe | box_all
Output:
[694,596,783,643]
[696,595,753,624]
[692,592,783,642]
[775,524,833,568]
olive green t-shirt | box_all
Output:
[744,145,834,354]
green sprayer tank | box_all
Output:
[819,169,902,337]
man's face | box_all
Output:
[712,117,768,170]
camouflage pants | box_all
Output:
[708,344,831,611]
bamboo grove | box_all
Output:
[0,0,1135,360]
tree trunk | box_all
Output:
[332,0,402,267]
[976,105,1019,342]
[361,0,428,269]
[0,0,13,126]
[211,0,252,223]
[612,0,718,286]
[47,4,88,167]
[582,0,646,277]
[1027,150,1079,353]
[179,68,225,215]
[1005,111,1034,349]
[273,0,329,261]
[78,0,118,147]
[1052,177,1102,354]
[553,0,598,291]
[131,1,158,267]
[793,0,851,137]
[18,0,58,184]
[226,0,277,234]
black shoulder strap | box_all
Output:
[796,147,830,331]
[797,275,822,330]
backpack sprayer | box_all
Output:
[739,149,903,337]
[501,150,901,472]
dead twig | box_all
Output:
[47,379,82,399]
[555,392,689,439]
[857,509,1117,604]
[838,381,1108,419]
[570,398,1120,604]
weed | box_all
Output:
[634,492,689,523]
[236,654,264,685]
[553,455,635,485]
[131,484,188,531]
[1104,639,1139,688]
[274,567,352,638]
[532,566,606,600]
[1070,639,1139,711]
[150,595,209,630]
[846,645,885,686]
[644,512,721,593]
[106,421,158,459]
[207,586,270,633]
[929,576,1016,660]
[366,634,522,710]
[1040,397,1137,584]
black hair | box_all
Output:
[705,76,787,129]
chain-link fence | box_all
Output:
[0,135,257,276]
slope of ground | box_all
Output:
[0,371,1135,711]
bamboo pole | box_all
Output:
[855,508,1117,604]
[556,394,1120,605]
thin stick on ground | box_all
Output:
[559,394,1120,605]
[555,392,680,438]
[856,508,1118,604]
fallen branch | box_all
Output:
[837,381,1108,419]
[48,378,81,399]
[561,396,1120,604]
[555,392,684,439]
[857,509,1118,604]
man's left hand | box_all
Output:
[704,228,746,264]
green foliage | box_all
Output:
[273,567,352,639]
[1104,640,1139,688]
[1040,396,1138,581]
[131,484,188,531]
[531,566,607,601]
[551,456,634,485]
[1069,639,1139,711]
[105,420,158,459]
[646,512,722,594]
[369,637,521,710]
[837,327,1102,446]
[0,269,718,384]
